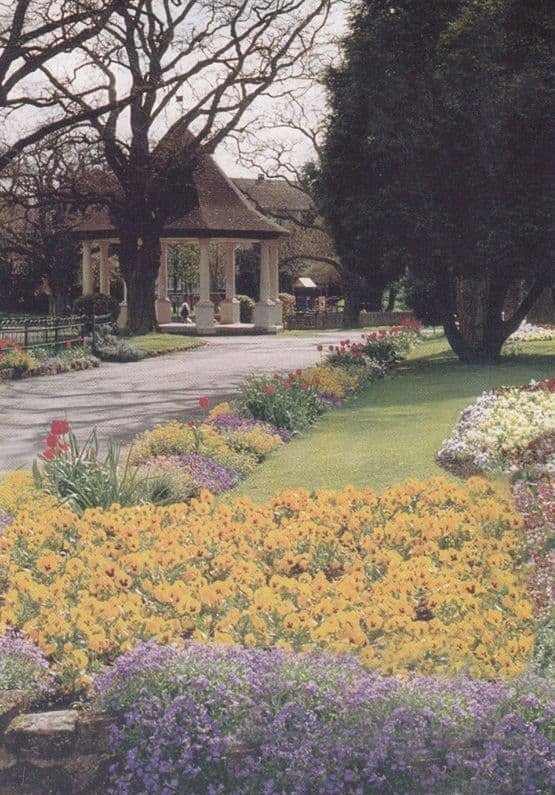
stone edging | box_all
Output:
[0,692,112,794]
[0,358,100,382]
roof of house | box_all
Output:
[233,177,313,216]
[76,131,288,240]
[294,277,319,289]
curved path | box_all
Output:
[0,333,340,470]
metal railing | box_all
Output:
[0,314,113,353]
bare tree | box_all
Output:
[40,0,333,333]
[0,137,96,313]
[0,1,130,170]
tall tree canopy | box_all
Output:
[314,0,553,359]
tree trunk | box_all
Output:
[119,230,160,334]
[443,273,549,364]
[342,283,362,327]
[363,284,385,311]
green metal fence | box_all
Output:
[0,314,112,353]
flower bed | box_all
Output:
[508,321,554,342]
[94,642,553,795]
[0,476,535,687]
[437,380,555,475]
[0,338,100,380]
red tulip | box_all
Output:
[46,433,59,449]
[42,448,56,460]
[265,385,275,396]
[50,419,69,435]
[198,397,209,409]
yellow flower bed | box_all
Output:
[303,363,364,399]
[0,471,57,515]
[129,420,257,475]
[0,477,533,687]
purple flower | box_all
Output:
[177,454,239,493]
[0,629,54,698]
[95,643,555,794]
[209,414,293,442]
[0,508,13,534]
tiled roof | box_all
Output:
[233,178,313,215]
[76,131,287,240]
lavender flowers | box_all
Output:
[96,643,555,794]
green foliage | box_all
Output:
[73,292,120,322]
[238,373,324,431]
[278,292,296,317]
[93,332,146,362]
[314,0,553,362]
[237,294,255,323]
[138,466,198,506]
[33,426,144,515]
[403,272,445,326]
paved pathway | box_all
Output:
[0,333,343,470]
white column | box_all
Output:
[82,241,94,294]
[99,241,110,295]
[195,238,215,333]
[118,278,128,329]
[155,240,172,324]
[269,241,283,327]
[219,242,240,324]
[253,240,277,331]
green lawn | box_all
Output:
[129,333,205,354]
[234,337,554,500]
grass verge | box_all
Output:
[233,337,554,500]
[129,333,205,354]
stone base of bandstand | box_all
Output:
[253,301,280,333]
[117,302,128,330]
[219,298,241,324]
[194,301,217,335]
[155,297,172,325]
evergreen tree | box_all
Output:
[315,0,553,360]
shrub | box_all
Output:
[236,294,255,323]
[0,630,54,700]
[73,292,120,322]
[32,420,144,514]
[237,371,324,431]
[278,292,296,317]
[0,477,535,684]
[96,643,554,795]
[138,465,199,506]
[92,325,146,362]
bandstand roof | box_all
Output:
[76,131,288,241]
